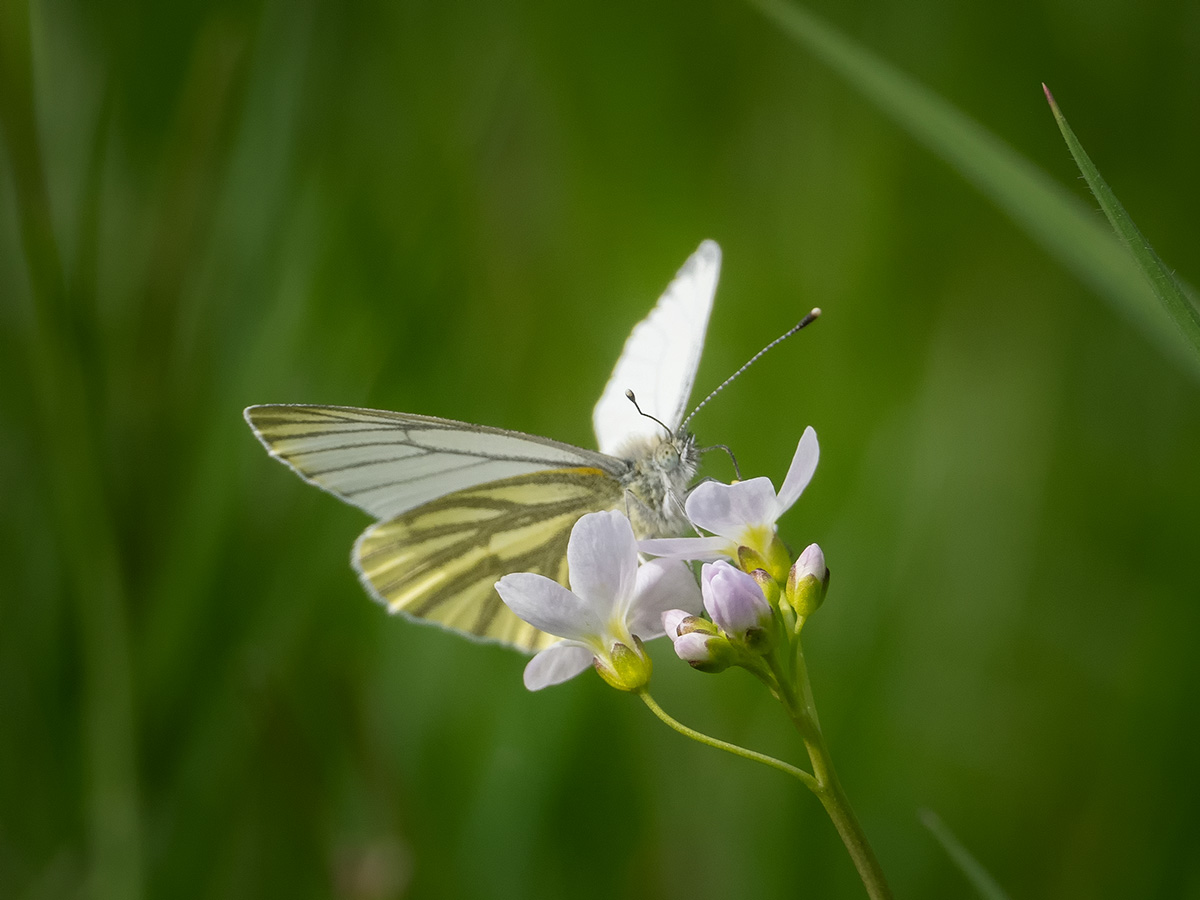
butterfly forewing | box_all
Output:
[245,404,624,520]
[353,467,626,651]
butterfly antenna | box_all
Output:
[682,308,821,430]
[625,390,673,437]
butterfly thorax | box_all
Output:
[617,431,699,539]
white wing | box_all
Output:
[245,405,626,520]
[592,240,720,455]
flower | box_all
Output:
[495,510,701,691]
[639,427,819,567]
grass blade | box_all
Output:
[749,0,1200,380]
[920,809,1012,900]
[0,3,143,897]
[1043,84,1200,360]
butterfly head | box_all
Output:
[618,429,699,539]
[653,429,695,473]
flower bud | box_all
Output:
[786,543,830,618]
[671,631,734,673]
[662,608,689,638]
[595,638,653,692]
[701,560,773,639]
[661,607,716,639]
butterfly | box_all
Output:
[244,240,720,652]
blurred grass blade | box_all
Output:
[749,0,1200,381]
[1043,85,1200,360]
[0,2,143,898]
[920,809,1012,900]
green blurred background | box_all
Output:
[3,0,1199,896]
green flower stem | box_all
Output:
[770,644,894,900]
[636,691,818,792]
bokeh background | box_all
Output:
[3,0,1199,897]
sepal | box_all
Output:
[595,638,653,692]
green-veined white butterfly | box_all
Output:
[245,240,720,652]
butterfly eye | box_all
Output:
[655,441,681,470]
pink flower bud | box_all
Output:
[673,631,716,663]
[794,543,827,580]
[786,543,830,618]
[671,631,732,673]
[701,560,772,639]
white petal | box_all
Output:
[638,535,732,560]
[627,559,703,639]
[684,478,779,538]
[566,510,639,618]
[775,427,819,515]
[523,642,595,690]
[496,573,602,641]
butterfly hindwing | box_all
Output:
[353,467,626,651]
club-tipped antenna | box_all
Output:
[682,308,822,429]
[625,389,673,437]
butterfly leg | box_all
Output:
[664,487,705,537]
[623,488,652,519]
[699,442,742,480]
